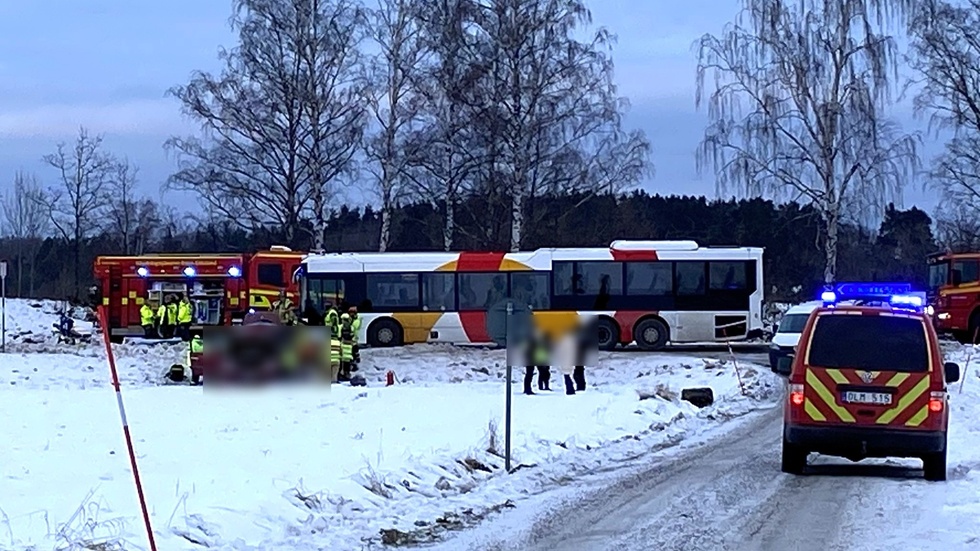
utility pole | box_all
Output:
[1,260,6,353]
[504,301,513,472]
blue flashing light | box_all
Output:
[227,266,241,277]
[183,266,196,277]
[891,295,923,308]
[818,282,925,312]
[136,266,149,277]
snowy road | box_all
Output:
[446,406,980,551]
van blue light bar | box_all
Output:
[819,282,924,311]
[834,282,912,297]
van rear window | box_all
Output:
[807,315,929,372]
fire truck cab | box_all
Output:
[927,251,980,343]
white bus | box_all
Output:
[298,240,764,350]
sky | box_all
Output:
[0,0,947,224]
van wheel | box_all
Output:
[596,318,619,350]
[634,318,669,351]
[923,450,947,481]
[368,318,403,347]
[781,438,807,475]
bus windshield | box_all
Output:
[928,261,949,291]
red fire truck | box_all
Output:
[927,251,980,343]
[94,247,304,343]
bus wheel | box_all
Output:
[596,318,619,351]
[368,318,403,347]
[634,318,669,351]
[970,311,980,344]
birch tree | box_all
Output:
[695,0,919,284]
[167,0,366,245]
[364,0,426,251]
[471,0,650,251]
[908,0,980,217]
[1,171,49,296]
[407,0,486,250]
[299,0,368,250]
[40,127,115,296]
[106,159,140,254]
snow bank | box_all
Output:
[0,340,779,550]
[0,298,95,351]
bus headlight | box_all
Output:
[925,305,934,316]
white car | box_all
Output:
[769,301,821,372]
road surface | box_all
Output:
[447,407,978,551]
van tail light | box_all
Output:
[928,391,945,413]
[790,384,805,407]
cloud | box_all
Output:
[0,99,193,140]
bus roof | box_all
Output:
[302,242,764,273]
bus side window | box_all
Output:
[510,272,549,309]
[676,261,706,295]
[422,273,456,311]
[709,261,747,290]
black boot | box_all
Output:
[539,367,551,390]
[574,366,586,391]
[523,367,535,395]
[564,374,576,395]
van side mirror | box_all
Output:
[944,362,960,384]
[775,356,794,376]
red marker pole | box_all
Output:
[97,306,157,551]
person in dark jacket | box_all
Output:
[303,299,324,326]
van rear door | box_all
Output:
[802,311,933,430]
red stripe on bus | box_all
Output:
[456,252,507,272]
[610,250,658,261]
[459,312,492,343]
[612,311,650,344]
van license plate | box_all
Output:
[842,391,892,405]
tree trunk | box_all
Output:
[17,254,24,298]
[379,188,392,253]
[823,210,840,285]
[510,184,524,252]
[443,198,454,252]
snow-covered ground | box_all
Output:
[0,299,794,550]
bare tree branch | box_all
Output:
[695,0,919,283]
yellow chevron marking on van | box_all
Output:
[905,405,929,427]
[876,376,930,425]
[804,398,827,422]
[806,369,855,422]
[886,372,910,387]
[824,369,850,385]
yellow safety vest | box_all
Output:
[177,301,193,324]
[140,305,155,326]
